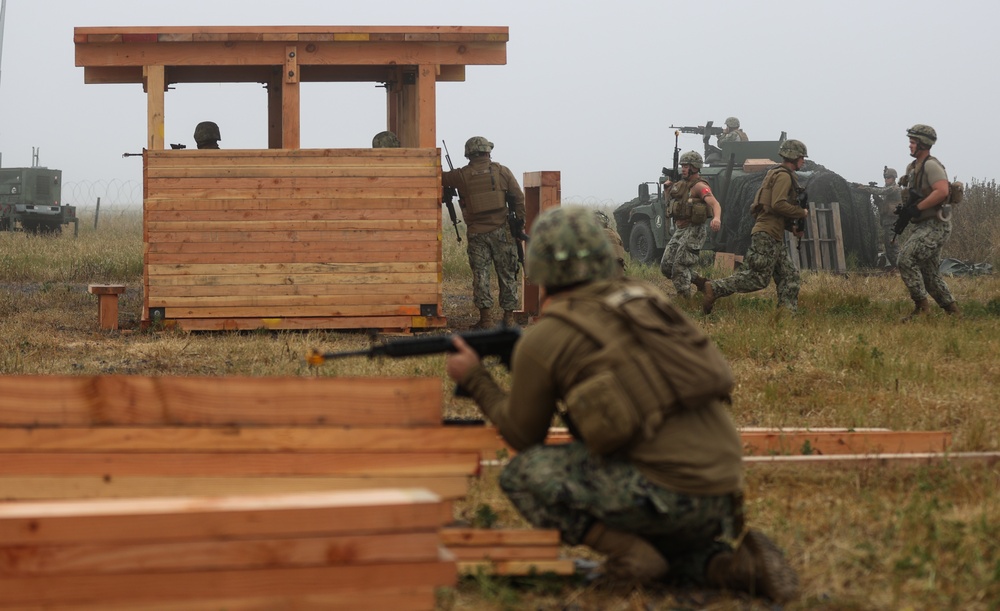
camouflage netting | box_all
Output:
[715,160,880,268]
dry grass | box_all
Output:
[0,207,998,610]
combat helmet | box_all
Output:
[725,117,740,129]
[778,139,808,160]
[372,131,400,148]
[526,206,616,289]
[906,124,937,147]
[883,166,898,180]
[464,136,494,158]
[193,121,221,144]
[679,150,704,171]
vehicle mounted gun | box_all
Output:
[306,326,521,396]
[441,140,463,243]
[668,124,726,137]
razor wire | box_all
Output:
[63,179,143,208]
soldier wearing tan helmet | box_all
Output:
[193,121,221,149]
[852,166,903,268]
[717,117,749,144]
[702,139,810,314]
[445,206,798,603]
[441,136,526,329]
[659,150,723,299]
[897,124,959,320]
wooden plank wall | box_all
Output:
[0,375,486,504]
[0,489,455,610]
[144,148,445,331]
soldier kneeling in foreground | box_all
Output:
[445,206,799,602]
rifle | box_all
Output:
[441,141,463,243]
[505,192,529,267]
[891,188,921,243]
[306,326,521,396]
[661,130,681,183]
[169,143,187,150]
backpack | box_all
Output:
[543,281,734,456]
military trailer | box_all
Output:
[0,166,78,235]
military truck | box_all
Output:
[0,164,78,235]
[614,124,880,269]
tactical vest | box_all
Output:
[905,156,952,222]
[462,162,507,216]
[543,281,735,456]
[668,176,710,224]
[750,166,798,219]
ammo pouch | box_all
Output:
[544,282,735,456]
[690,200,708,224]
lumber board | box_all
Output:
[744,451,1000,468]
[147,251,439,266]
[145,209,439,223]
[441,528,561,547]
[0,475,470,502]
[171,315,439,332]
[0,532,441,575]
[146,281,437,298]
[148,292,440,308]
[146,165,440,179]
[0,375,442,426]
[0,489,446,544]
[146,271,439,287]
[145,197,439,212]
[0,560,455,606]
[458,559,575,577]
[148,176,439,191]
[0,452,480,477]
[145,186,440,200]
[147,229,437,244]
[22,588,438,611]
[164,304,424,318]
[448,546,561,561]
[147,261,437,275]
[147,219,438,233]
[0,426,503,453]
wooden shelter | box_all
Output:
[74,26,508,331]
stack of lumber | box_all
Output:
[0,374,490,506]
[441,528,574,577]
[0,488,455,610]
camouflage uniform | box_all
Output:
[708,160,806,311]
[442,138,525,313]
[501,441,737,583]
[595,210,626,276]
[660,152,716,297]
[898,153,956,308]
[718,117,748,144]
[458,207,745,585]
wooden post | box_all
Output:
[143,65,165,151]
[87,284,126,331]
[93,197,101,230]
[282,45,300,149]
[520,172,561,318]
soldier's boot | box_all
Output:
[583,522,669,584]
[702,281,717,315]
[472,308,493,330]
[943,302,961,316]
[705,529,799,604]
[502,310,517,328]
[692,275,708,293]
[901,298,931,322]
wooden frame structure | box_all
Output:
[74,26,508,331]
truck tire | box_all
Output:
[628,221,659,265]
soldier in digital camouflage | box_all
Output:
[446,206,798,603]
[702,139,810,315]
[441,137,526,328]
[717,117,748,144]
[897,124,960,320]
[852,166,902,268]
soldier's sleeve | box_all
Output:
[924,158,948,187]
[769,171,807,219]
[442,167,462,190]
[500,164,526,221]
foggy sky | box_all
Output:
[1,0,997,206]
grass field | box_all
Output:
[0,205,998,610]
